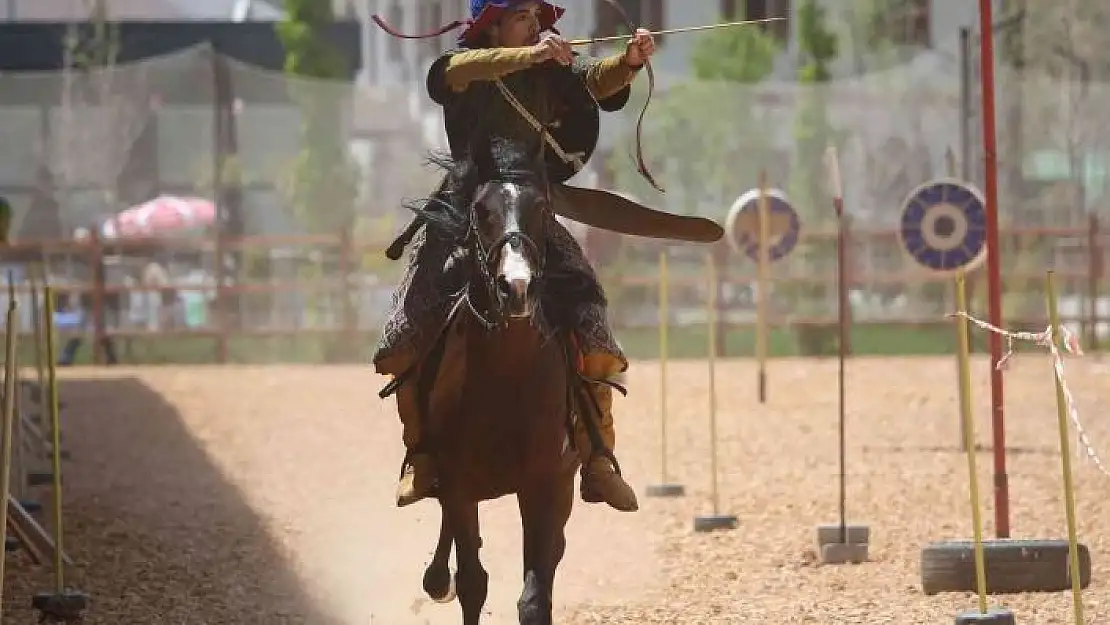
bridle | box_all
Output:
[456,172,551,330]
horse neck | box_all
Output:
[466,318,552,378]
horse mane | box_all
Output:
[404,135,547,242]
[401,150,473,241]
[404,134,605,341]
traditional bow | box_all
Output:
[597,0,664,194]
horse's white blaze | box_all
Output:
[501,246,532,290]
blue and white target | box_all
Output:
[725,188,800,262]
[898,178,988,274]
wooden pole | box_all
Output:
[977,0,1010,539]
[755,170,770,403]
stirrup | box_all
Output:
[398,443,434,478]
[582,448,623,477]
[578,372,629,397]
[397,446,440,501]
[574,379,624,477]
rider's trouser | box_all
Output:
[572,346,624,461]
[396,341,623,458]
[396,343,623,461]
[398,381,421,450]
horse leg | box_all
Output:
[442,495,487,625]
[516,476,574,625]
[423,502,456,602]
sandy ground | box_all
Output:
[1,354,1109,624]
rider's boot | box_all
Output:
[395,380,438,507]
[574,350,639,512]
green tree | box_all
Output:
[598,21,781,331]
[791,0,838,179]
[843,0,903,75]
[609,23,781,212]
[789,0,837,225]
[276,2,361,361]
[276,0,359,235]
[785,0,839,351]
[689,23,780,83]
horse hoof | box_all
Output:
[423,566,455,603]
[432,577,456,603]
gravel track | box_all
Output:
[0,355,1106,624]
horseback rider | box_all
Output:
[373,0,656,513]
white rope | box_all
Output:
[951,311,1110,478]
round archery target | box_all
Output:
[898,178,987,274]
[725,188,800,262]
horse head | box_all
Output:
[469,168,549,320]
[444,135,553,327]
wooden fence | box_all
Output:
[1,222,1106,364]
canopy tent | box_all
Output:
[96,194,216,239]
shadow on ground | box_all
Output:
[1,373,343,625]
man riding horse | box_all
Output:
[373,0,665,514]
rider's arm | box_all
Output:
[442,48,536,92]
[580,53,642,101]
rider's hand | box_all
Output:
[623,28,655,67]
[530,32,573,66]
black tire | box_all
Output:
[954,607,1016,624]
[921,539,1091,595]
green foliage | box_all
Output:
[783,0,839,328]
[796,0,837,80]
[689,23,780,83]
[789,0,837,222]
[276,0,359,235]
[276,0,362,361]
[609,23,781,210]
[276,1,348,79]
[842,0,903,74]
[63,1,119,71]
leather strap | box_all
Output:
[493,78,585,173]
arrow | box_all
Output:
[568,17,786,46]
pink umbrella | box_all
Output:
[101,194,216,238]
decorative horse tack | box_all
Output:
[394,140,635,625]
[369,5,749,620]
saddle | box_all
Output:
[386,183,723,260]
[378,304,627,487]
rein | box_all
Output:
[452,172,551,331]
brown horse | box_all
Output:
[398,136,607,625]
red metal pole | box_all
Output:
[978,0,1010,538]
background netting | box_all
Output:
[0,13,1106,360]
